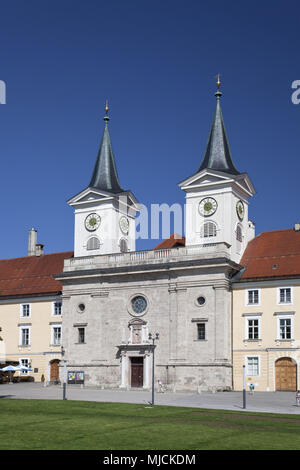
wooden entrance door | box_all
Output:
[275,358,297,391]
[50,359,60,383]
[131,357,143,388]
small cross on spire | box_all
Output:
[104,100,110,122]
[215,74,222,98]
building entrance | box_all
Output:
[131,357,143,388]
[275,357,297,391]
[50,359,60,383]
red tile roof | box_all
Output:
[0,251,73,298]
[154,233,185,250]
[240,229,300,280]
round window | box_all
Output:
[197,296,206,306]
[78,303,85,313]
[131,296,147,315]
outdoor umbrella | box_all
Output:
[15,365,32,372]
[0,365,20,383]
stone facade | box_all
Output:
[57,244,239,391]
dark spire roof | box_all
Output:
[197,86,240,175]
[89,105,124,194]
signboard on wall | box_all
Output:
[67,371,84,384]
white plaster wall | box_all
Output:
[73,200,136,257]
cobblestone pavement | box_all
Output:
[1,383,300,415]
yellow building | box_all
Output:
[0,235,72,383]
[233,227,300,392]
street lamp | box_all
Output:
[61,345,67,400]
[242,364,246,409]
[148,332,159,406]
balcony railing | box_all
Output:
[63,242,231,272]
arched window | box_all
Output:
[87,237,100,251]
[200,221,217,238]
[236,224,243,254]
[120,238,128,253]
[236,224,243,242]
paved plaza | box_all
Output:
[1,382,300,415]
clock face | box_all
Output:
[84,213,101,231]
[119,216,129,235]
[199,197,218,217]
[236,200,245,220]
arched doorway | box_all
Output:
[275,357,297,391]
[49,359,60,383]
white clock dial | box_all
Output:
[84,213,101,232]
[236,200,245,221]
[119,216,129,235]
[198,197,218,217]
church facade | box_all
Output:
[56,86,256,392]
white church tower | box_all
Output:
[68,102,140,257]
[179,78,255,263]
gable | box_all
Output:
[67,188,115,206]
[179,169,234,191]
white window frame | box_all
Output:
[19,358,30,375]
[20,303,31,318]
[51,324,62,346]
[52,301,62,316]
[244,315,261,341]
[277,287,293,305]
[86,236,101,251]
[19,326,30,347]
[200,221,218,239]
[276,313,294,341]
[246,289,260,306]
[236,223,243,242]
[246,355,260,377]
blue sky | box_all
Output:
[0,0,299,258]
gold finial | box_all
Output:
[216,73,221,89]
[105,100,109,115]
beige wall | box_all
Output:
[0,297,62,382]
[232,281,300,391]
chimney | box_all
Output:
[35,243,44,256]
[294,223,300,232]
[28,228,45,256]
[28,228,37,256]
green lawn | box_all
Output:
[0,399,300,450]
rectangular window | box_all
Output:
[21,304,30,317]
[248,319,259,340]
[197,323,206,340]
[247,290,259,305]
[20,358,30,375]
[78,328,85,344]
[247,357,259,376]
[279,288,292,304]
[279,318,292,340]
[20,328,30,346]
[52,326,61,346]
[53,301,62,316]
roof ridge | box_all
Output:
[0,251,73,263]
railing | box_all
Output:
[63,242,231,272]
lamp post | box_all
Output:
[148,332,159,406]
[242,365,246,409]
[61,346,67,400]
